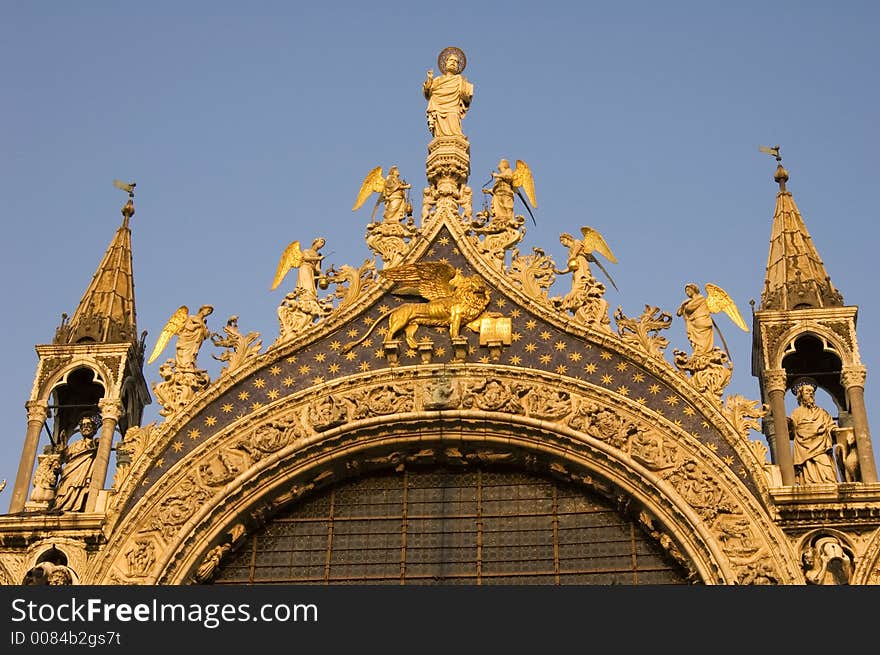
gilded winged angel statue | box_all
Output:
[352,166,412,223]
[342,261,491,350]
[676,282,748,357]
[270,238,326,297]
[482,159,537,225]
[557,226,618,291]
[147,304,214,370]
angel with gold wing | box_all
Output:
[147,304,214,371]
[676,282,748,358]
[481,159,537,226]
[270,238,326,299]
[556,226,619,292]
[352,165,412,223]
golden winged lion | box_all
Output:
[342,262,491,351]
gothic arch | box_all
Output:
[39,361,111,403]
[774,325,853,370]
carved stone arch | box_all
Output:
[39,360,112,403]
[774,325,852,371]
[92,396,802,584]
[853,527,880,585]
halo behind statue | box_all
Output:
[791,376,818,397]
[438,46,467,74]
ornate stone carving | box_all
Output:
[568,401,638,450]
[613,305,672,360]
[523,387,571,421]
[125,539,156,578]
[325,259,377,310]
[802,534,853,585]
[552,274,612,332]
[152,359,211,418]
[826,320,854,353]
[37,355,72,391]
[714,514,762,560]
[211,315,262,376]
[833,428,861,483]
[673,347,733,403]
[762,368,788,394]
[736,559,779,585]
[192,523,245,584]
[422,376,462,410]
[722,394,767,439]
[114,422,157,490]
[26,452,62,508]
[462,378,526,414]
[250,415,306,455]
[366,220,419,269]
[356,383,414,417]
[22,561,76,585]
[508,248,556,302]
[630,428,679,471]
[759,322,790,365]
[152,477,211,541]
[276,287,334,344]
[197,447,251,488]
[664,459,730,521]
[307,395,349,432]
[841,365,867,389]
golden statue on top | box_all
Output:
[423,46,473,137]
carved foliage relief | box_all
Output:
[111,371,784,584]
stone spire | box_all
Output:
[55,190,138,345]
[759,160,843,311]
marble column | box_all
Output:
[9,400,49,513]
[764,369,795,485]
[842,366,877,483]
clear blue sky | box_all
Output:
[1,1,878,496]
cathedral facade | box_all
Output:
[2,47,879,586]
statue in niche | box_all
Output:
[802,535,853,584]
[787,380,839,485]
[423,46,473,137]
[54,414,99,511]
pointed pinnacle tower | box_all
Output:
[55,192,138,345]
[752,152,876,486]
[759,161,843,311]
[9,184,151,514]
